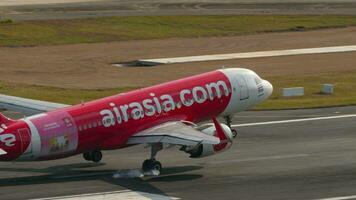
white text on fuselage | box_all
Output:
[100,80,230,127]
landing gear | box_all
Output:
[224,115,238,138]
[83,150,102,163]
[232,129,238,138]
[83,152,91,161]
[142,143,163,173]
[142,159,162,172]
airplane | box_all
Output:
[0,68,272,173]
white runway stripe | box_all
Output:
[231,114,356,127]
[210,154,310,165]
[31,190,180,200]
[138,45,356,65]
[314,195,356,200]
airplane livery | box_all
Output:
[0,68,272,172]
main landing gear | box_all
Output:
[224,115,238,138]
[142,143,163,173]
[83,150,102,163]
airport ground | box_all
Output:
[1,106,356,200]
[1,1,356,199]
[0,25,355,109]
[2,0,356,20]
[0,1,356,109]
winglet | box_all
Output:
[212,117,227,141]
[212,117,230,152]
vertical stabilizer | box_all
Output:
[0,112,14,126]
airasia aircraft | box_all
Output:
[0,68,272,172]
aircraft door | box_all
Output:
[236,75,249,100]
[18,128,31,153]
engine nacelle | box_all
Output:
[185,123,233,158]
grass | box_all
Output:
[0,19,13,24]
[0,15,356,109]
[1,15,356,46]
[0,71,355,110]
[255,71,356,110]
[0,82,135,105]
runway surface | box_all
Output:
[1,106,356,199]
[1,0,356,20]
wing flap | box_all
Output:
[127,121,220,146]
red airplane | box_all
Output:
[0,68,272,172]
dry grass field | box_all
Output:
[0,16,355,109]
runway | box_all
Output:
[1,106,356,200]
[136,45,356,66]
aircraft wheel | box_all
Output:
[142,159,162,172]
[142,159,154,171]
[83,152,92,161]
[91,150,102,163]
[232,129,238,138]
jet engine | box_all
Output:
[183,123,233,158]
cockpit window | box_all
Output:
[254,76,262,85]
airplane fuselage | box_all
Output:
[0,68,272,162]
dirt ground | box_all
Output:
[0,27,356,89]
[0,0,98,6]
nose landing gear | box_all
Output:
[142,143,163,173]
[224,115,238,138]
[83,150,102,163]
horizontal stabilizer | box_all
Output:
[0,112,13,125]
[0,94,69,115]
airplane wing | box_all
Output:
[127,121,220,146]
[0,94,69,115]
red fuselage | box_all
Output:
[0,68,272,161]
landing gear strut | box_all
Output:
[224,115,238,138]
[142,143,163,173]
[83,150,102,163]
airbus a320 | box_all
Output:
[0,68,272,173]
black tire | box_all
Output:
[142,159,162,172]
[91,150,102,163]
[232,129,238,138]
[151,161,162,172]
[142,159,154,171]
[83,152,92,161]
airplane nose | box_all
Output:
[263,80,273,98]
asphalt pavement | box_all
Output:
[1,106,356,199]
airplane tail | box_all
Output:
[0,112,15,156]
[0,112,15,126]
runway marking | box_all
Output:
[210,154,310,165]
[315,195,356,200]
[231,114,356,127]
[31,190,180,200]
[137,45,356,65]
